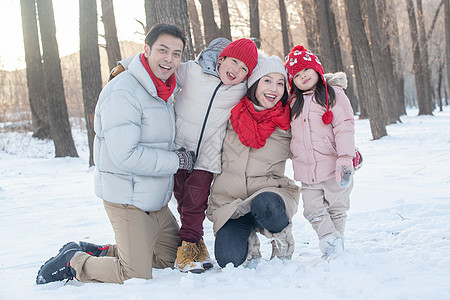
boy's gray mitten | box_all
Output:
[175,148,196,173]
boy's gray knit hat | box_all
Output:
[247,54,288,88]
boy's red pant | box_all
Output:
[173,169,214,243]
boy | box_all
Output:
[172,38,257,272]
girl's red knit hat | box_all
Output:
[284,45,333,125]
[219,38,258,78]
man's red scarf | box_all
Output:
[140,53,176,102]
[230,96,291,149]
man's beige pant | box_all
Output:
[70,201,180,284]
[301,176,354,239]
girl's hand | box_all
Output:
[335,157,353,187]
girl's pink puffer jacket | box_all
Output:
[290,72,355,185]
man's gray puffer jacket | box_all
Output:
[93,54,180,212]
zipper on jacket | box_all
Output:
[168,101,176,150]
[195,81,223,160]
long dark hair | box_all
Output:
[291,72,335,119]
[246,78,289,108]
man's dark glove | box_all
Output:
[175,148,196,173]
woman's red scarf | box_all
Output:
[230,96,291,149]
[140,53,176,102]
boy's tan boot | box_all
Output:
[196,239,213,270]
[175,241,204,273]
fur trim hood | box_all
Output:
[324,72,347,89]
[196,37,231,77]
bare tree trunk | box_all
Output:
[218,0,232,41]
[351,47,365,117]
[199,0,221,45]
[406,0,432,115]
[315,0,346,76]
[438,62,444,111]
[80,0,102,166]
[297,0,319,53]
[20,0,50,139]
[445,0,450,100]
[417,0,434,113]
[154,0,195,61]
[345,65,359,114]
[423,0,444,108]
[344,0,387,140]
[315,0,334,71]
[36,0,78,157]
[376,0,403,121]
[249,0,261,48]
[187,0,204,55]
[101,0,121,71]
[327,2,344,72]
[427,0,445,40]
[144,0,158,32]
[366,0,399,124]
[279,0,292,56]
[385,0,406,116]
[330,1,359,113]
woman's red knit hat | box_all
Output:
[219,38,258,78]
[284,45,333,125]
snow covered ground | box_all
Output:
[1,107,450,300]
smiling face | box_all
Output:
[144,34,184,81]
[217,57,249,85]
[255,73,286,110]
[292,68,319,91]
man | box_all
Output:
[36,24,195,284]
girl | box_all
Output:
[285,45,355,260]
[207,54,300,267]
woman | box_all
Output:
[206,54,300,267]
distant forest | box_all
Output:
[1,0,449,159]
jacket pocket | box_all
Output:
[323,136,338,155]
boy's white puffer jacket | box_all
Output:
[174,61,246,173]
[174,37,247,173]
[116,38,247,174]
